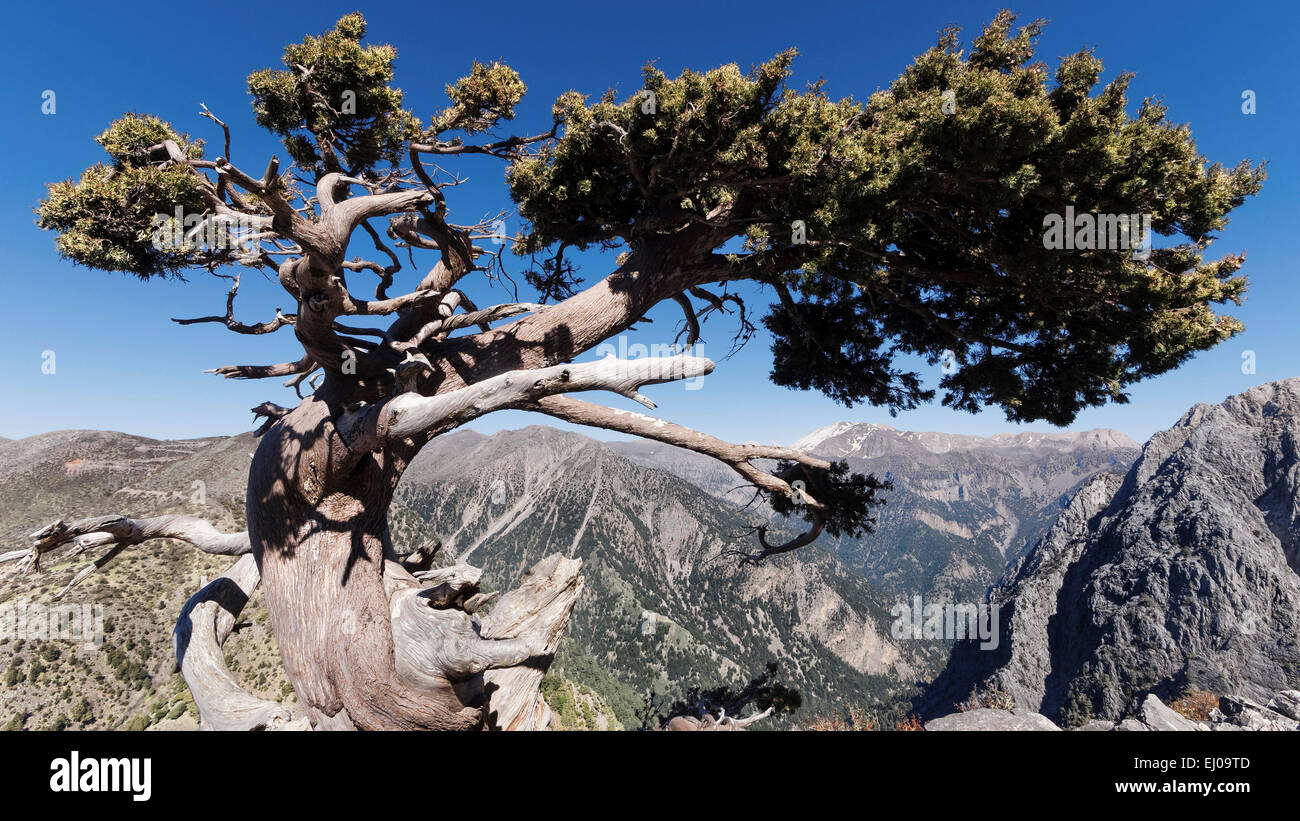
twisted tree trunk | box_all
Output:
[12,352,709,731]
[243,387,582,730]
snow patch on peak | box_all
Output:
[790,421,1138,457]
[789,421,855,452]
[789,421,896,455]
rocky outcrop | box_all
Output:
[1213,694,1300,731]
[1138,694,1201,731]
[924,707,1061,731]
[921,379,1300,725]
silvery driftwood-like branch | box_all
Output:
[661,706,774,731]
[174,555,305,731]
[389,553,584,731]
[340,352,715,452]
[3,515,251,588]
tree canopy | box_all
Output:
[35,9,1263,557]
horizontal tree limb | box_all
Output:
[526,395,829,504]
[4,514,252,598]
[206,356,315,380]
[340,353,714,451]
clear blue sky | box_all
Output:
[0,0,1293,446]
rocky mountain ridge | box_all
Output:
[922,378,1300,726]
[791,421,1138,459]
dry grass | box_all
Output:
[1169,689,1218,722]
[806,702,876,731]
[895,714,925,731]
[803,700,931,731]
[955,686,1015,712]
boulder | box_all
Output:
[1076,720,1116,731]
[1265,690,1300,721]
[1115,719,1150,732]
[1139,695,1202,731]
[924,708,1060,731]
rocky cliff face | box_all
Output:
[924,379,1300,725]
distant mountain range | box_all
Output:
[391,426,931,724]
[0,414,1145,730]
[612,422,1139,603]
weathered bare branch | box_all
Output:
[174,555,304,730]
[251,401,292,436]
[206,356,315,380]
[672,292,701,347]
[662,705,774,730]
[324,188,435,243]
[360,220,402,298]
[410,124,557,159]
[720,512,827,566]
[198,103,231,161]
[340,353,715,451]
[407,302,544,347]
[173,274,295,335]
[524,395,834,566]
[3,515,251,597]
[525,395,828,503]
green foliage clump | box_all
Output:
[247,12,420,174]
[432,60,527,135]
[508,10,1263,426]
[508,50,798,254]
[70,697,93,724]
[121,713,150,732]
[102,642,152,690]
[35,113,207,278]
[540,674,577,724]
[768,459,891,541]
[550,640,641,727]
[94,113,203,167]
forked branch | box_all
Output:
[173,274,296,335]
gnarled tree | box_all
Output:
[14,11,1261,730]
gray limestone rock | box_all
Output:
[924,708,1061,731]
[922,379,1300,726]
